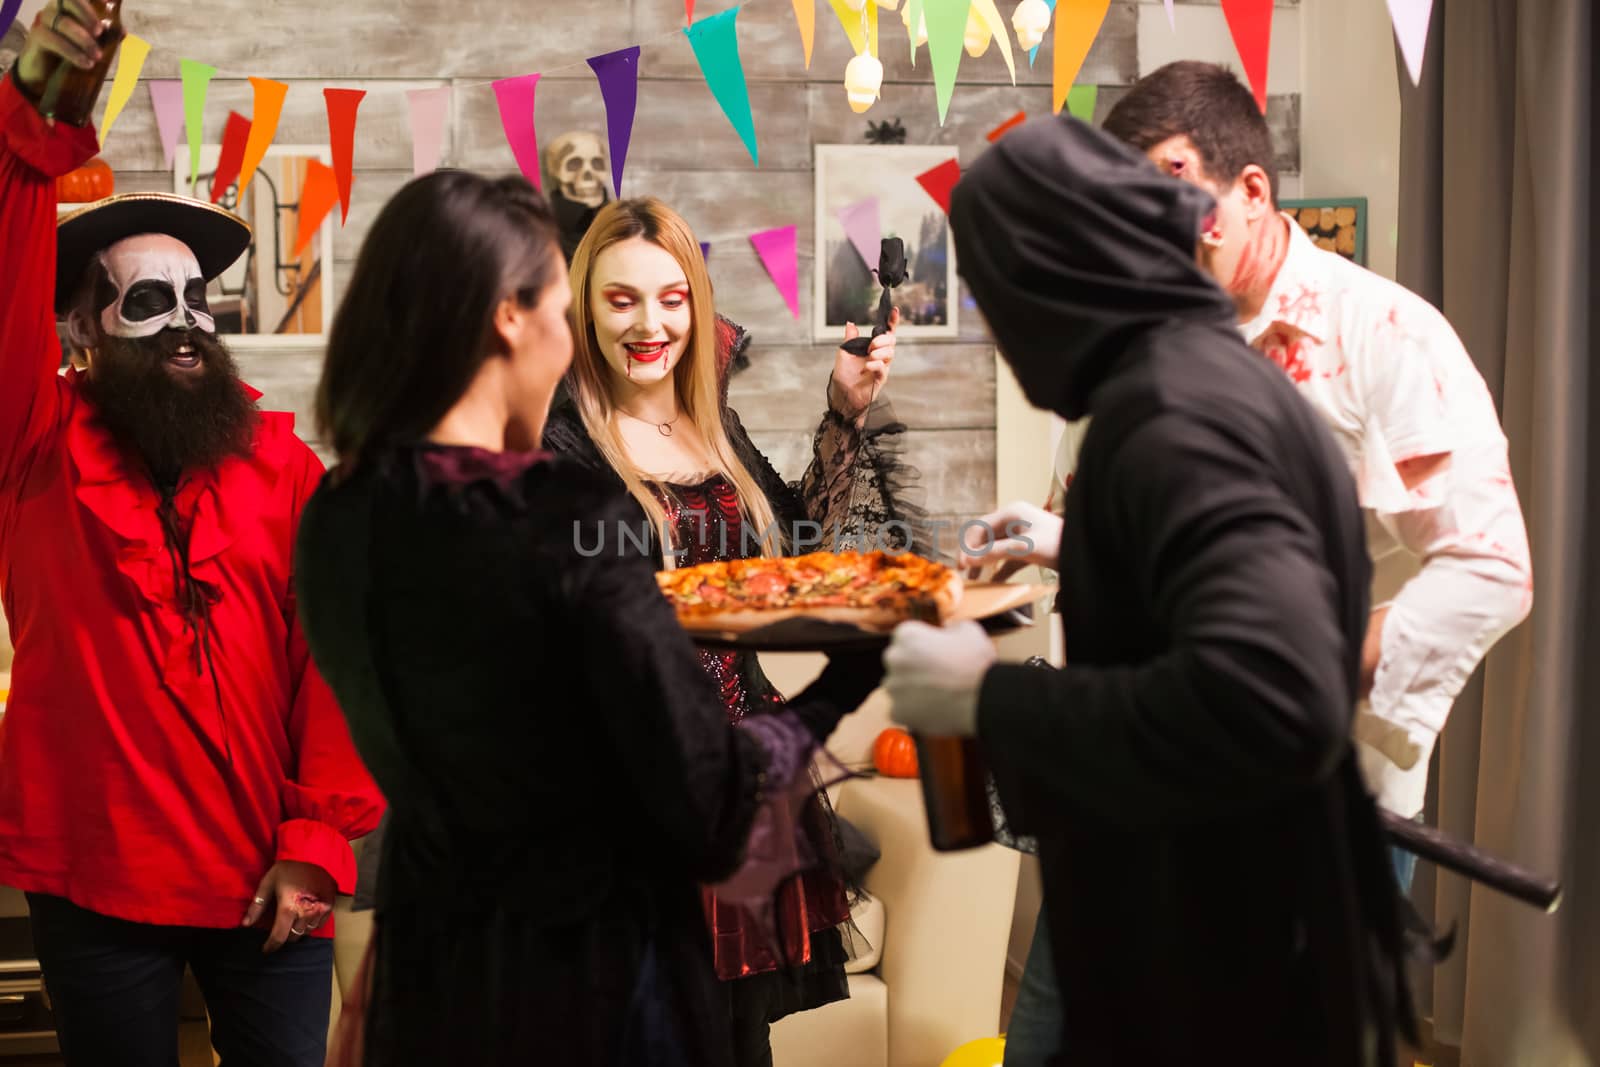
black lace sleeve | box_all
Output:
[726,387,928,557]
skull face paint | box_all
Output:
[544,131,609,209]
[94,234,216,339]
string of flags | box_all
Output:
[1,0,1436,319]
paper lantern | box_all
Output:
[1011,0,1051,51]
[901,1,929,47]
[964,6,993,56]
[844,52,884,112]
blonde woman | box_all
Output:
[543,197,915,1065]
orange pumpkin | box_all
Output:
[872,727,919,778]
[56,158,115,203]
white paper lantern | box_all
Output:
[964,6,993,56]
[900,1,929,48]
[1011,0,1051,51]
[844,52,885,113]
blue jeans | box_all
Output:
[1005,846,1420,1066]
[27,892,334,1067]
[1003,911,1061,1067]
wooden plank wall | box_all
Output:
[11,0,1301,554]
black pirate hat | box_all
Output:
[54,192,252,317]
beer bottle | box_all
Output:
[913,734,994,851]
[35,0,126,128]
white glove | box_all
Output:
[956,501,1063,580]
[884,621,997,738]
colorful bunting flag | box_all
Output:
[700,241,711,261]
[147,80,184,169]
[828,0,879,57]
[836,197,882,270]
[1066,84,1097,123]
[293,159,340,258]
[914,158,960,215]
[179,59,216,192]
[685,8,758,167]
[238,78,287,197]
[987,110,1026,141]
[750,225,800,318]
[1163,0,1175,30]
[1386,0,1435,87]
[792,0,816,68]
[1027,0,1056,67]
[1219,0,1273,113]
[0,0,20,43]
[209,111,252,204]
[406,86,451,177]
[1052,0,1109,116]
[588,46,640,198]
[99,33,150,145]
[324,88,365,223]
[969,0,1016,84]
[924,0,967,124]
[686,0,695,25]
[492,74,543,189]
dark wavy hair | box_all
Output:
[316,171,562,470]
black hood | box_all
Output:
[950,116,1237,420]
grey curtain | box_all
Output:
[1396,0,1597,1062]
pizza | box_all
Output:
[656,550,962,632]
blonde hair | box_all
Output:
[567,198,780,559]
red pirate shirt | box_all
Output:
[0,75,383,932]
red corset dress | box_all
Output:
[656,475,853,993]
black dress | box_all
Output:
[542,321,920,1041]
[294,444,877,1067]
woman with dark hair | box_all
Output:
[544,197,919,1064]
[294,170,881,1067]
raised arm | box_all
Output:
[0,65,99,485]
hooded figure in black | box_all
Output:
[881,117,1415,1063]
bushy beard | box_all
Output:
[80,328,260,486]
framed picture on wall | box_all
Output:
[1281,197,1367,266]
[813,144,959,342]
[172,144,335,346]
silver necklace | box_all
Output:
[619,407,682,437]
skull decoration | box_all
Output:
[543,131,610,209]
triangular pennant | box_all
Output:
[238,78,287,197]
[324,88,366,223]
[406,86,451,177]
[908,0,923,61]
[0,0,21,43]
[1027,0,1057,67]
[686,0,695,25]
[179,58,216,192]
[1163,0,1175,30]
[836,197,882,270]
[987,110,1026,141]
[99,33,150,145]
[492,73,544,189]
[750,225,800,318]
[1385,0,1435,87]
[700,241,711,260]
[970,0,1016,84]
[147,80,184,169]
[685,8,758,166]
[1066,83,1097,123]
[209,111,252,204]
[828,0,868,56]
[293,159,340,258]
[1219,0,1273,112]
[587,47,640,198]
[914,158,960,215]
[1052,0,1110,115]
[791,0,817,68]
[924,0,968,124]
